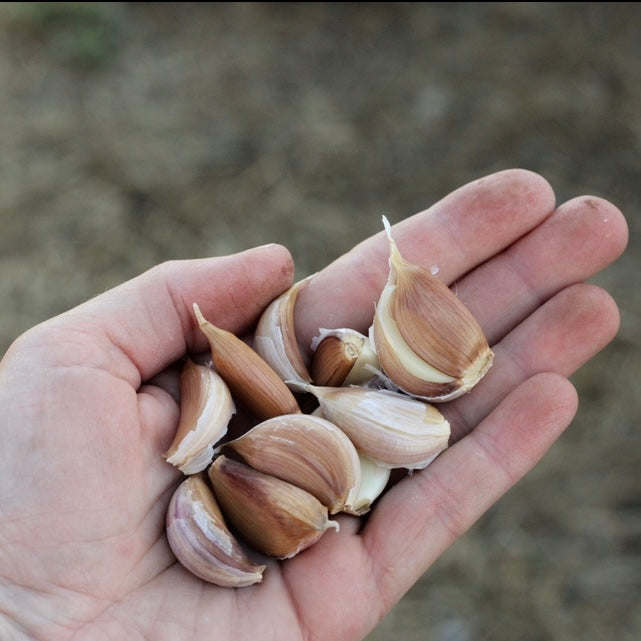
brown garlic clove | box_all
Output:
[302,384,450,470]
[164,359,235,474]
[310,328,379,387]
[371,217,493,401]
[193,303,301,420]
[209,455,339,559]
[254,277,313,390]
[220,413,361,514]
[166,475,265,587]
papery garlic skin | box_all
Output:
[304,385,450,470]
[209,455,339,559]
[220,414,361,514]
[164,360,235,474]
[372,216,493,402]
[166,475,265,587]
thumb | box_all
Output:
[18,244,294,387]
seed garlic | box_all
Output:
[209,455,339,559]
[253,277,313,390]
[165,216,492,587]
[303,384,450,470]
[166,475,265,587]
[219,413,361,514]
[164,359,235,474]
[372,216,493,401]
[310,328,379,387]
[193,303,301,419]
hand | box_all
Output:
[0,170,627,641]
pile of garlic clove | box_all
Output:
[164,217,494,587]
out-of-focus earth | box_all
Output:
[1,4,639,640]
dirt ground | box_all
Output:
[1,4,640,640]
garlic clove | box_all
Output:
[372,216,493,401]
[220,413,361,514]
[254,277,313,390]
[343,453,391,516]
[303,385,450,470]
[193,303,301,420]
[310,328,379,387]
[209,455,339,559]
[166,475,265,587]
[164,359,235,474]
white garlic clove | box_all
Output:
[166,475,265,587]
[372,216,493,402]
[164,359,235,474]
[193,303,301,420]
[343,453,392,516]
[220,413,361,514]
[254,277,313,390]
[209,455,339,559]
[303,384,450,470]
[310,328,379,387]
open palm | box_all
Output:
[0,170,627,641]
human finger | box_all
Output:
[295,168,555,350]
[361,372,578,612]
[445,283,620,441]
[26,245,294,387]
[455,195,628,345]
[137,383,181,473]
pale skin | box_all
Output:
[0,170,628,641]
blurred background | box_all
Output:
[1,3,639,639]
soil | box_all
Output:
[1,4,640,640]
